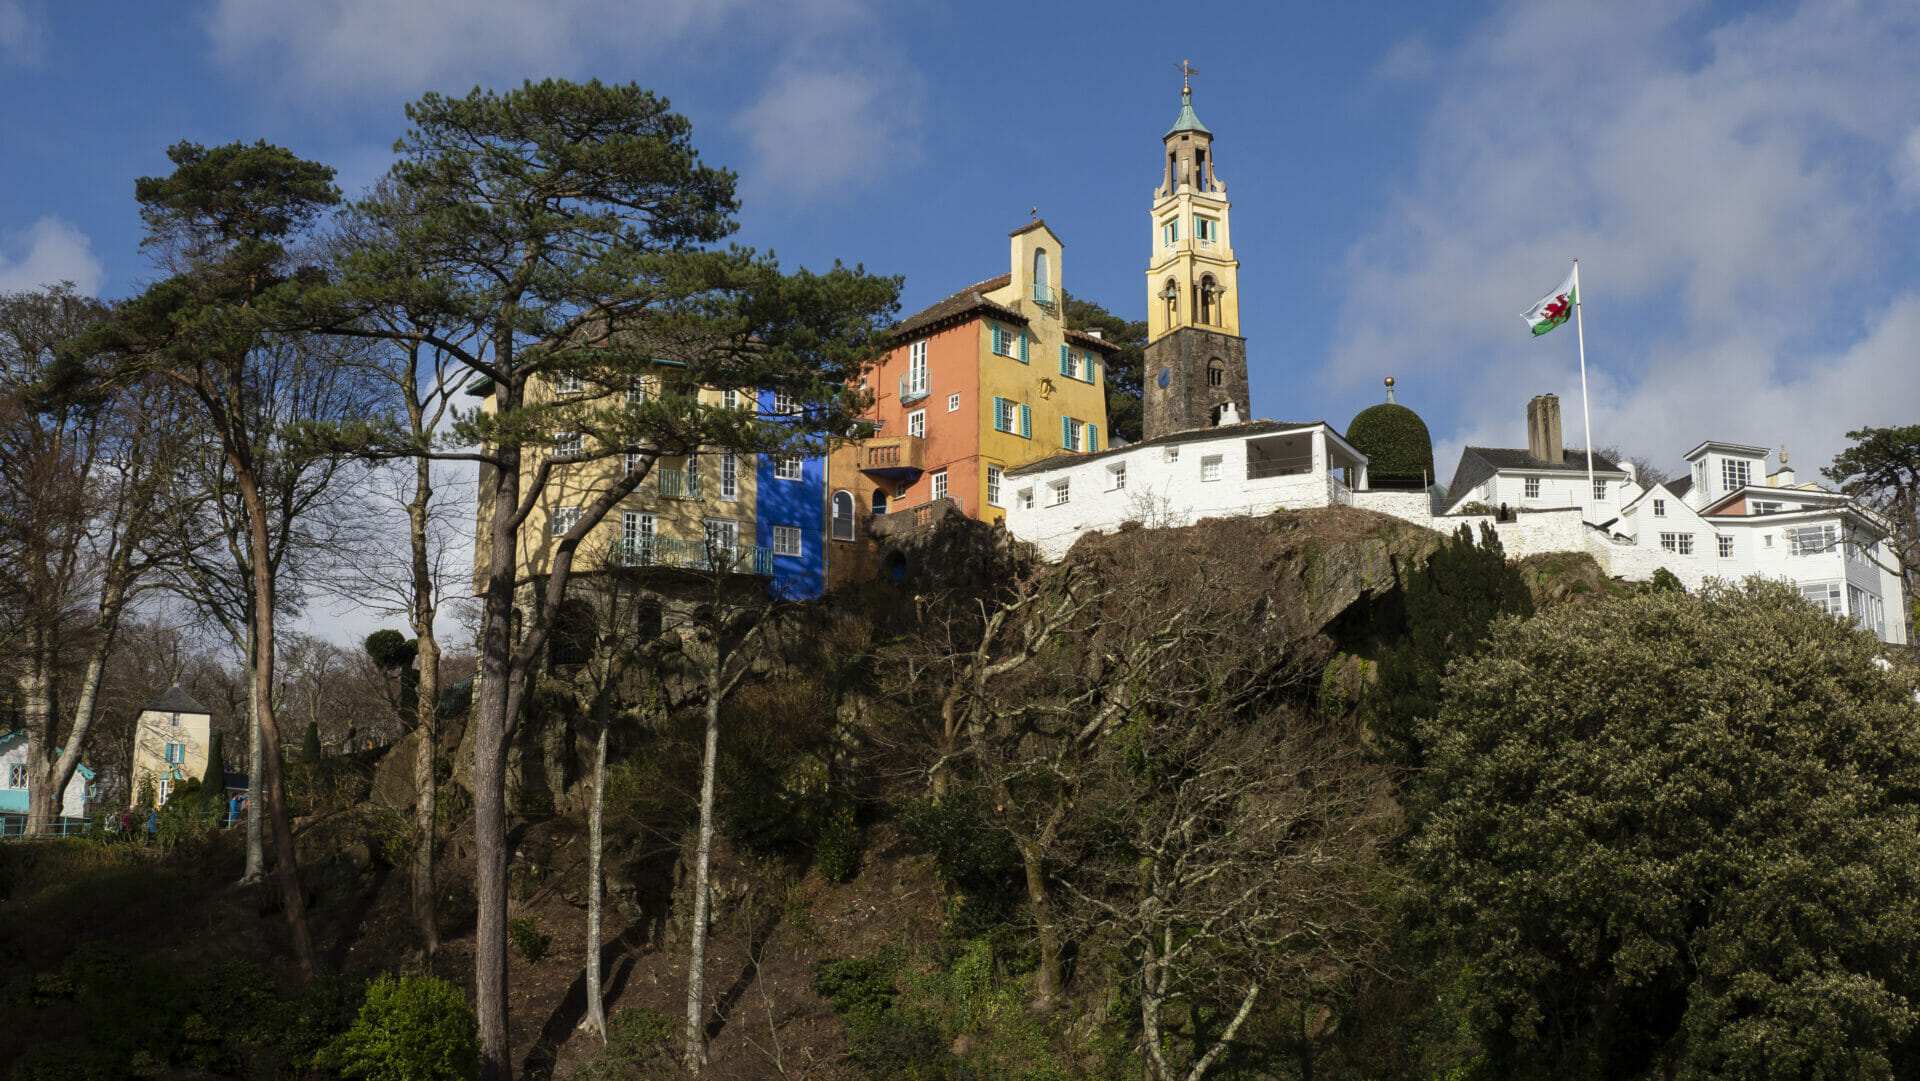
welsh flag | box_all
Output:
[1523,266,1577,336]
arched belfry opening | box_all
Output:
[1198,276,1218,326]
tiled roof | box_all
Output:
[1462,447,1623,474]
[892,275,1022,340]
[147,685,209,715]
[1063,328,1121,353]
[1009,219,1052,237]
[1666,476,1693,499]
[1008,419,1330,477]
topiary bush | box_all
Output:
[1346,402,1435,488]
[317,973,479,1081]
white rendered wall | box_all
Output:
[0,740,90,817]
[1005,427,1345,561]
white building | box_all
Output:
[0,730,95,819]
[1003,415,1371,561]
[1442,395,1633,521]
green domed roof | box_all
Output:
[1346,402,1435,487]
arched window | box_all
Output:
[1198,276,1218,326]
[831,490,856,541]
[1033,248,1049,289]
[1162,278,1179,326]
[1207,358,1225,388]
[871,489,888,516]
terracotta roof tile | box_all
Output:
[891,274,1023,340]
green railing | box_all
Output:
[614,537,774,575]
[1032,282,1056,306]
[657,466,703,499]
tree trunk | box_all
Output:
[42,552,138,834]
[1019,840,1063,1007]
[683,688,722,1073]
[22,641,56,835]
[474,434,524,1081]
[412,632,441,958]
[580,691,611,1041]
[241,637,265,884]
[236,466,314,979]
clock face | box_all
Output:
[1156,366,1171,390]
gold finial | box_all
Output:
[1779,444,1789,465]
[1175,59,1200,93]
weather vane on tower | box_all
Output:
[1175,59,1199,93]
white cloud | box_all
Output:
[0,0,44,66]
[203,0,859,101]
[0,218,103,295]
[731,65,922,204]
[1333,0,1920,479]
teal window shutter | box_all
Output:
[1018,331,1029,364]
[1058,344,1070,376]
[1088,423,1098,451]
[1061,415,1071,447]
[991,324,1002,354]
[1020,404,1031,439]
[992,396,1005,432]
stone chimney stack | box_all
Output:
[1526,394,1564,464]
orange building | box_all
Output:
[826,222,1117,586]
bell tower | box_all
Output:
[1143,62,1249,441]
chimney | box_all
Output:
[1526,394,1564,464]
[1768,445,1793,487]
[1216,400,1241,426]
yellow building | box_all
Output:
[130,685,212,806]
[1142,82,1249,441]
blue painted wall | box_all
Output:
[756,390,828,600]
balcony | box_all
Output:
[612,537,774,576]
[858,435,926,482]
[656,466,703,500]
[868,496,965,537]
[1031,282,1056,308]
[898,372,930,405]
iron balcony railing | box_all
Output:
[1032,282,1056,306]
[898,373,930,404]
[613,537,775,575]
[656,466,703,500]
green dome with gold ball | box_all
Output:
[1346,378,1434,490]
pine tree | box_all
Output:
[302,721,321,763]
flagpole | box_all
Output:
[1573,259,1595,520]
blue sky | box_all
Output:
[3,0,1916,485]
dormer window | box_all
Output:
[1721,458,1751,492]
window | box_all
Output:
[1198,278,1218,325]
[772,525,802,557]
[990,324,1028,362]
[771,389,798,415]
[1201,455,1223,482]
[722,389,739,410]
[551,505,580,537]
[1161,218,1180,247]
[1049,478,1071,506]
[555,431,582,457]
[1593,480,1608,500]
[158,778,172,803]
[1653,499,1666,517]
[1165,446,1179,463]
[166,742,185,764]
[170,712,179,727]
[1061,416,1081,452]
[1764,534,1774,548]
[1851,585,1885,638]
[1032,249,1052,304]
[554,372,582,395]
[704,519,739,561]
[1718,534,1734,558]
[1799,580,1844,616]
[931,469,948,501]
[1018,488,1034,510]
[1524,477,1541,499]
[908,410,926,439]
[7,764,24,788]
[1752,500,1783,515]
[991,397,1030,438]
[987,465,1003,506]
[622,511,655,563]
[774,454,803,480]
[1694,461,1707,490]
[1789,524,1838,555]
[627,377,647,408]
[1059,345,1083,380]
[720,451,739,501]
[1659,532,1695,555]
[907,340,929,396]
[1722,458,1751,492]
[948,392,961,413]
[1195,217,1217,242]
[624,447,643,474]
[1207,358,1224,387]
[871,490,888,515]
[1108,462,1127,491]
[831,491,856,540]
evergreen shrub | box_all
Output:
[815,802,860,883]
[1345,403,1435,487]
[317,973,479,1081]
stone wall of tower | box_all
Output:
[1142,327,1249,441]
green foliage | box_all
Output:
[1413,581,1920,1080]
[1646,566,1685,593]
[1826,424,1920,604]
[563,1006,675,1079]
[1364,523,1532,774]
[199,732,227,814]
[302,720,322,763]
[508,915,548,963]
[815,801,861,883]
[1063,292,1146,443]
[133,773,155,810]
[904,793,1024,938]
[1345,402,1435,487]
[365,629,421,722]
[317,973,480,1081]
